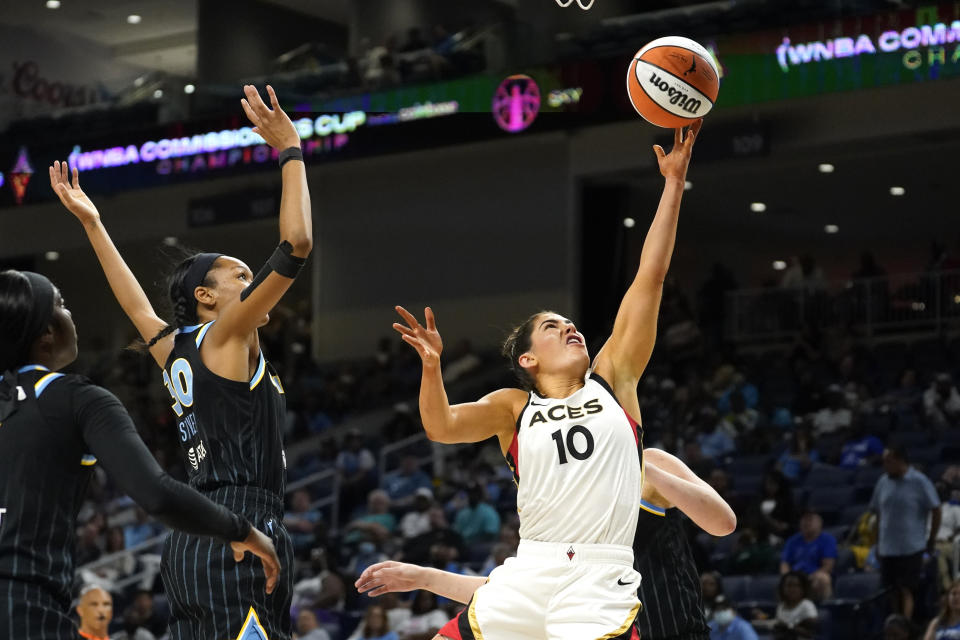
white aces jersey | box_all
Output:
[504,372,644,547]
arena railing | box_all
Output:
[725,269,960,343]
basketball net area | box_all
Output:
[555,0,595,9]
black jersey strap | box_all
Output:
[0,369,23,423]
[240,241,307,301]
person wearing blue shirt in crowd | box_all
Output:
[452,482,500,546]
[838,418,884,469]
[709,595,758,640]
[776,428,820,483]
[779,510,836,601]
[871,445,941,620]
[382,455,433,507]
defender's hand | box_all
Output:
[240,85,301,151]
[49,161,100,227]
[230,526,281,594]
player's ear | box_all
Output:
[194,285,216,306]
[518,352,536,369]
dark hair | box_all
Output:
[145,253,216,348]
[501,310,555,392]
[0,270,36,370]
[778,571,810,602]
[886,444,909,464]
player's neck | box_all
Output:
[534,374,585,399]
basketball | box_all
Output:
[627,36,720,128]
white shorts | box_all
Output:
[441,540,641,640]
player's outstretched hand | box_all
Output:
[230,526,281,594]
[355,561,424,597]
[49,160,100,226]
[240,85,301,152]
[653,118,702,182]
[393,306,443,368]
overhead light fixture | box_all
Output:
[46,0,61,8]
[772,260,787,271]
[824,224,839,234]
[890,186,905,196]
[684,180,693,191]
[45,251,60,261]
[127,14,142,24]
[134,76,145,87]
[818,163,834,173]
[750,202,767,213]
[623,217,636,228]
[153,89,163,99]
[162,236,179,246]
[184,83,196,94]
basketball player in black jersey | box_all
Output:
[50,85,312,640]
[0,270,280,640]
[355,448,734,640]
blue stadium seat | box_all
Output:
[853,466,884,487]
[908,444,943,468]
[733,474,764,497]
[792,487,809,509]
[814,608,832,640]
[824,525,849,543]
[804,464,852,488]
[833,572,883,601]
[742,574,780,607]
[727,455,773,477]
[839,504,869,526]
[807,486,856,517]
[835,546,855,574]
[889,430,930,449]
[722,574,751,603]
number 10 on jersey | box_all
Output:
[551,425,595,464]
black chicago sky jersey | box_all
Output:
[163,322,287,500]
[633,501,710,639]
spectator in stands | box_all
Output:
[772,571,818,640]
[937,486,960,591]
[697,407,736,462]
[401,506,465,566]
[400,27,428,53]
[337,429,377,518]
[479,542,514,576]
[884,614,914,640]
[780,510,837,601]
[701,570,724,622]
[723,526,779,575]
[76,584,113,640]
[292,547,347,612]
[344,489,397,546]
[382,455,433,508]
[715,366,759,414]
[285,488,323,555]
[452,482,500,546]
[123,507,161,549]
[394,590,448,640]
[923,580,960,640]
[838,415,885,469]
[441,339,482,384]
[709,594,758,640]
[811,384,853,437]
[296,609,332,640]
[924,373,960,432]
[719,391,761,448]
[871,445,942,619]
[758,470,797,543]
[399,488,435,540]
[887,367,923,428]
[777,428,820,483]
[346,604,398,640]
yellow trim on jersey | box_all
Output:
[639,499,667,517]
[233,606,267,640]
[467,594,485,640]
[81,455,98,466]
[249,353,266,390]
[194,321,214,347]
[269,374,285,394]
[34,372,62,396]
[596,600,642,640]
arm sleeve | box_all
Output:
[822,534,838,559]
[73,381,251,543]
[922,477,941,509]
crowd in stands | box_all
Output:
[60,254,960,640]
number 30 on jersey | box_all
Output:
[162,358,195,417]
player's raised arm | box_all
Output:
[49,162,171,368]
[393,306,522,448]
[205,85,312,346]
[593,120,701,389]
[643,447,736,536]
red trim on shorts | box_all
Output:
[438,614,463,639]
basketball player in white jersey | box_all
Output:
[392,120,702,640]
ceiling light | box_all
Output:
[684,180,693,191]
[46,0,61,8]
[772,260,787,271]
[623,217,635,228]
[134,76,145,87]
[153,89,163,99]
[890,186,905,196]
[45,251,60,261]
[184,83,196,94]
[127,14,142,24]
[818,163,834,173]
[750,202,767,213]
[162,236,179,246]
[824,224,839,234]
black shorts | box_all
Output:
[879,552,924,591]
[160,486,295,640]
[0,580,76,639]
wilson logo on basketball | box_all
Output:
[647,72,703,114]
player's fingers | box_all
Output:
[691,118,703,140]
[49,165,57,190]
[71,166,80,190]
[401,334,426,356]
[233,548,244,562]
[674,126,682,148]
[245,85,270,116]
[395,305,421,329]
[652,145,666,161]
[241,99,260,126]
[266,85,280,111]
[60,159,69,185]
[392,323,414,337]
[264,554,279,594]
[366,585,389,597]
[425,307,437,331]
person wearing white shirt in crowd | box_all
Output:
[811,385,852,438]
[772,571,818,640]
[295,610,332,640]
[399,489,435,540]
[937,487,960,592]
[924,373,960,431]
[394,590,449,640]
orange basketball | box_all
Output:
[627,36,720,128]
